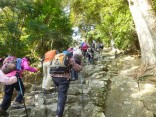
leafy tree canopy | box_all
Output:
[0,0,73,59]
[68,0,139,50]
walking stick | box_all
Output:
[34,72,38,104]
[79,72,84,108]
[16,73,28,117]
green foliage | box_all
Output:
[69,0,138,50]
[0,0,73,59]
[152,0,156,11]
[0,6,27,57]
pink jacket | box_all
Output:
[6,57,37,78]
[0,70,17,85]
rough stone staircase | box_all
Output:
[6,50,115,117]
[6,73,87,117]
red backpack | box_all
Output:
[82,42,88,50]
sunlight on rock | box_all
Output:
[122,56,135,61]
[26,96,33,99]
[120,66,139,74]
[131,83,155,98]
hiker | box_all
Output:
[0,58,17,85]
[51,54,83,117]
[71,47,83,80]
[63,48,73,59]
[94,41,103,60]
[63,47,82,81]
[73,47,83,61]
[86,47,94,63]
[96,41,103,52]
[41,49,57,94]
[0,56,38,116]
[80,39,89,58]
[67,47,73,53]
[99,42,104,50]
[91,40,96,51]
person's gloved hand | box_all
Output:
[15,73,20,78]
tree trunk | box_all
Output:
[127,0,156,66]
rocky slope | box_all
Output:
[1,50,156,117]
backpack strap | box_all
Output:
[16,58,22,70]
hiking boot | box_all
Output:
[0,107,8,116]
[42,89,52,94]
[11,101,24,108]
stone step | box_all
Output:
[9,105,57,117]
[9,106,33,117]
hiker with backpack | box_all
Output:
[71,47,83,80]
[91,40,97,51]
[62,47,80,81]
[63,47,82,81]
[94,41,104,61]
[0,58,17,85]
[86,47,94,63]
[0,56,38,116]
[80,40,89,58]
[41,49,57,94]
[50,53,83,117]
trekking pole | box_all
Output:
[34,72,38,104]
[16,73,29,117]
[79,72,84,108]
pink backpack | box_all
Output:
[1,56,17,74]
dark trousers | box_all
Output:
[71,58,81,81]
[86,52,94,63]
[52,77,70,117]
[82,50,87,58]
[1,78,25,111]
[71,68,78,80]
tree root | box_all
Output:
[127,63,155,79]
[136,64,155,78]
